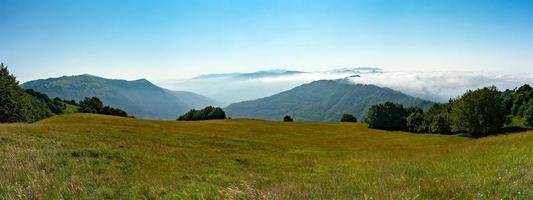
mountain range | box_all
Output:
[22,72,435,121]
[22,75,219,119]
[158,67,383,105]
[225,80,434,121]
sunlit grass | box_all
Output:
[1,113,532,199]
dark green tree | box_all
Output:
[0,63,51,122]
[424,103,452,134]
[524,100,533,127]
[406,110,426,133]
[78,97,104,113]
[366,102,408,131]
[283,115,293,122]
[25,89,66,114]
[340,114,357,122]
[177,106,226,121]
[450,86,505,136]
[101,106,128,117]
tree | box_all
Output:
[340,114,357,122]
[25,89,66,114]
[524,100,533,127]
[177,106,226,121]
[0,63,51,123]
[424,103,452,134]
[78,97,104,113]
[101,106,128,117]
[450,86,505,136]
[283,115,293,122]
[366,102,408,131]
[406,111,426,133]
[78,96,129,117]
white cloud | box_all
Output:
[344,71,532,102]
[158,69,533,105]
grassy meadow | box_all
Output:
[1,113,532,199]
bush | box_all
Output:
[450,86,505,136]
[178,106,226,121]
[340,114,357,122]
[366,102,408,131]
[0,63,51,123]
[283,115,293,122]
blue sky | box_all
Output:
[1,0,533,82]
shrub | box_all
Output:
[178,106,226,121]
[340,114,357,122]
[283,115,293,122]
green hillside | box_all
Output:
[226,80,434,121]
[1,114,532,199]
[21,75,218,119]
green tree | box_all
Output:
[79,97,104,113]
[25,89,66,114]
[366,102,408,131]
[177,106,226,121]
[0,63,51,122]
[424,103,452,134]
[406,110,426,133]
[450,86,505,136]
[101,106,128,117]
[283,115,293,122]
[524,100,533,127]
[340,114,357,122]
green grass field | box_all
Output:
[1,114,532,199]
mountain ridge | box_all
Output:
[22,74,219,119]
[225,79,434,121]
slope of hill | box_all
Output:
[1,113,532,199]
[225,79,434,121]
[21,75,218,119]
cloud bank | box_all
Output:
[158,68,532,105]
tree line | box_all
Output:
[177,106,226,121]
[365,85,533,137]
[0,63,130,123]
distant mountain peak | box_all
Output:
[192,69,307,80]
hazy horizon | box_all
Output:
[2,0,532,83]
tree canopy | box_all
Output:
[340,114,357,122]
[0,63,51,123]
[25,89,66,114]
[78,96,129,117]
[450,86,505,136]
[366,102,409,131]
[177,106,226,121]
